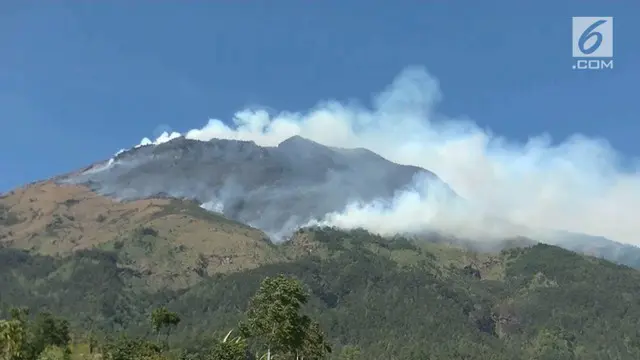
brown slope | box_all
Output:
[0,181,286,290]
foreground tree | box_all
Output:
[36,345,67,360]
[0,318,26,360]
[102,335,166,360]
[1,308,71,360]
[298,321,331,360]
[205,330,248,360]
[150,307,181,346]
[28,311,72,359]
[240,274,331,360]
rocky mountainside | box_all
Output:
[60,135,445,238]
[0,135,451,290]
[2,134,640,274]
[64,135,640,267]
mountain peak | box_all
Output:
[58,135,438,238]
[277,135,333,154]
[278,134,314,145]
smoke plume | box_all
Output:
[131,66,639,246]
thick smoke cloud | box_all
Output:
[133,66,639,246]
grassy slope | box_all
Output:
[0,182,285,291]
[2,226,640,359]
[3,183,640,358]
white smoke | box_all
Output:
[128,66,639,246]
[201,199,225,213]
[139,131,182,146]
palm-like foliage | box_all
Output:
[0,319,26,360]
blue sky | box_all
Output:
[1,1,638,192]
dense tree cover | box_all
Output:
[1,275,330,360]
[0,308,72,360]
[2,228,640,359]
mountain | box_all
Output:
[3,135,640,358]
[2,134,640,273]
[2,135,640,273]
[59,136,446,238]
[48,135,640,268]
[546,231,640,269]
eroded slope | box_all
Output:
[0,181,284,290]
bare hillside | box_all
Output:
[0,181,284,290]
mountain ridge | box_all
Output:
[3,134,640,269]
[58,135,444,238]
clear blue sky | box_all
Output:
[1,1,638,192]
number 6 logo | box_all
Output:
[579,19,607,55]
[572,17,613,59]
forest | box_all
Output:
[2,227,640,359]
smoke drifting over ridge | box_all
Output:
[132,67,638,246]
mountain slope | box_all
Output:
[3,142,640,358]
[0,181,284,290]
[4,134,640,270]
[2,227,640,359]
[59,136,445,237]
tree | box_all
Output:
[36,345,68,360]
[9,308,29,323]
[0,319,26,360]
[88,331,98,354]
[27,311,72,360]
[527,328,576,360]
[150,307,181,346]
[1,308,73,360]
[297,321,331,360]
[102,335,166,360]
[240,274,331,360]
[338,346,361,360]
[205,330,248,360]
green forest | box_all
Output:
[2,227,640,359]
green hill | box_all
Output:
[2,226,640,359]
